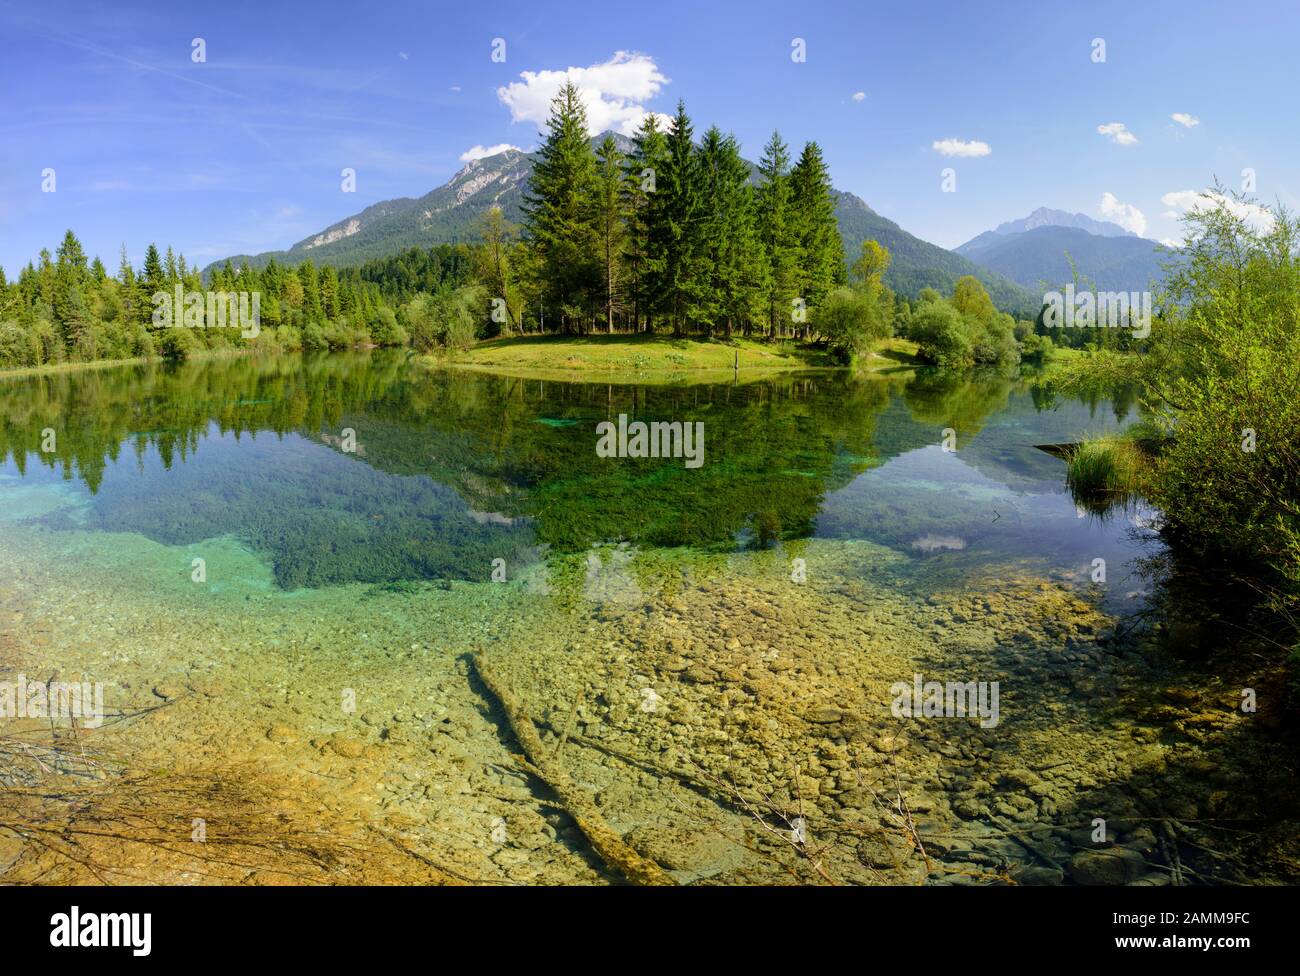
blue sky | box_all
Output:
[3,0,1297,273]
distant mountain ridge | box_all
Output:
[955,208,1175,295]
[993,207,1134,238]
[208,133,1039,315]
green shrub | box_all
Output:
[29,319,63,364]
[0,321,40,368]
[910,299,974,367]
[402,285,485,352]
[816,286,892,363]
[156,326,198,362]
[300,323,329,352]
[371,308,408,347]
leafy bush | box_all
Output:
[402,285,485,352]
[156,326,198,362]
[0,321,41,368]
[371,308,408,347]
[910,299,974,367]
[910,278,1020,368]
[300,323,329,352]
[1019,331,1054,362]
[816,286,892,363]
[1060,192,1300,603]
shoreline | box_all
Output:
[0,336,922,384]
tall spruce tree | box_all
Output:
[755,132,800,337]
[789,141,844,325]
[591,134,629,332]
[624,114,668,333]
[522,81,598,332]
[649,100,706,336]
[52,230,92,348]
[699,129,768,336]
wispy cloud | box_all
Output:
[1097,122,1138,145]
[1170,112,1200,128]
[932,138,991,158]
[185,204,314,260]
[851,91,866,102]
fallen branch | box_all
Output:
[471,653,675,886]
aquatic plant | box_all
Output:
[1065,435,1147,514]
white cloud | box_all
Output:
[1159,238,1181,248]
[1099,191,1148,237]
[1161,189,1275,232]
[450,85,462,92]
[496,51,669,136]
[852,91,866,102]
[931,138,991,158]
[1097,122,1138,146]
[1170,112,1199,128]
[459,143,523,162]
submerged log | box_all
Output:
[471,653,676,886]
[1034,442,1079,460]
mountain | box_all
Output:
[208,133,1039,315]
[832,193,1037,314]
[956,210,1174,294]
[995,207,1134,239]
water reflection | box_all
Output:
[1,351,1148,593]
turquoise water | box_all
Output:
[0,350,1153,597]
[4,350,1290,885]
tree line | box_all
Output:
[0,230,420,367]
[512,83,849,341]
[0,83,1044,371]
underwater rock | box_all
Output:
[1069,847,1148,885]
[1014,865,1065,886]
[328,736,367,759]
[806,705,847,724]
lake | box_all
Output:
[0,350,1291,885]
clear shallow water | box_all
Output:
[2,351,1291,886]
[0,350,1153,596]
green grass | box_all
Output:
[440,333,833,375]
[435,333,924,380]
[858,338,923,372]
[0,346,253,382]
[1065,434,1147,514]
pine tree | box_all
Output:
[320,266,340,319]
[755,132,800,337]
[699,129,768,336]
[142,244,166,296]
[522,81,598,332]
[115,245,140,328]
[649,100,706,336]
[789,141,844,324]
[53,230,91,347]
[591,135,629,332]
[624,114,668,333]
[298,261,323,323]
